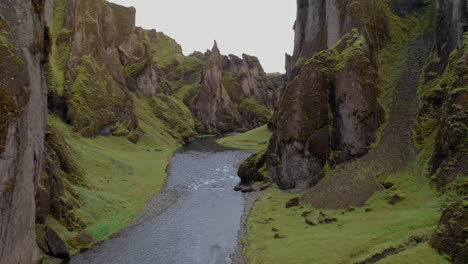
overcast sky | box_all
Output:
[107,0,296,73]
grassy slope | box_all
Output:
[216,125,271,151]
[48,94,184,245]
[242,2,452,263]
[243,168,451,264]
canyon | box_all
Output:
[0,0,466,263]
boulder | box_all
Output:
[285,197,300,208]
[45,226,70,259]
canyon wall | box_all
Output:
[267,0,387,189]
[0,0,49,262]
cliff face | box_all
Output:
[0,0,49,262]
[193,43,278,133]
[194,42,241,134]
[48,0,138,139]
[416,0,467,189]
[268,0,387,189]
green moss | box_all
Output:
[217,125,272,151]
[123,58,148,78]
[222,72,243,102]
[68,55,128,136]
[238,98,272,124]
[49,110,180,242]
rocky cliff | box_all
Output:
[194,42,241,134]
[194,43,278,133]
[0,0,49,262]
[267,0,388,189]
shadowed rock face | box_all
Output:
[430,198,468,264]
[267,61,330,189]
[0,0,49,262]
[223,54,277,109]
[434,0,468,60]
[268,1,387,189]
[194,42,242,134]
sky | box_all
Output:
[107,0,296,73]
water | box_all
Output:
[70,137,252,264]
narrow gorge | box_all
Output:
[0,0,466,264]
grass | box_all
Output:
[243,167,451,264]
[49,93,182,242]
[216,125,271,151]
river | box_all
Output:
[70,137,252,264]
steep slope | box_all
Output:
[0,0,49,263]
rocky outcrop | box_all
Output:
[416,0,467,190]
[287,0,389,81]
[56,0,138,137]
[193,43,278,133]
[268,29,383,189]
[194,42,241,134]
[0,0,49,262]
[35,123,86,231]
[238,151,267,184]
[430,197,468,264]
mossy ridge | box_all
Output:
[66,55,131,137]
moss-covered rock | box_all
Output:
[430,197,468,264]
[238,150,267,184]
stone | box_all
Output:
[305,218,317,226]
[430,198,468,264]
[301,211,312,217]
[68,233,93,250]
[273,233,286,239]
[272,227,279,232]
[285,197,300,208]
[318,211,337,224]
[382,182,394,189]
[45,226,70,259]
[388,195,403,205]
[234,185,242,191]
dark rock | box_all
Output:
[237,151,266,184]
[346,206,356,212]
[285,197,300,208]
[388,195,403,205]
[317,211,337,224]
[301,211,312,217]
[365,208,373,212]
[273,233,286,239]
[45,226,70,259]
[272,227,279,232]
[234,185,242,192]
[390,0,428,17]
[382,182,394,189]
[430,198,468,264]
[305,218,317,226]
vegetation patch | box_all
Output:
[217,125,271,151]
[244,168,451,264]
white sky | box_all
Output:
[107,0,296,73]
